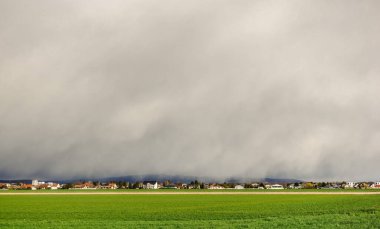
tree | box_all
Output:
[303,182,315,189]
[62,183,73,189]
[132,182,140,189]
[359,183,368,189]
[164,180,171,187]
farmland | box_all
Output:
[0,193,379,228]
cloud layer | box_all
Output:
[1,0,380,181]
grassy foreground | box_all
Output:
[0,194,379,228]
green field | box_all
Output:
[0,194,379,228]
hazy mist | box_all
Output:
[1,0,380,181]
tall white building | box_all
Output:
[32,180,39,186]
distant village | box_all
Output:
[1,179,380,190]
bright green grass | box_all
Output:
[0,194,379,228]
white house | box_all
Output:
[50,183,61,190]
[288,183,301,189]
[370,182,380,189]
[234,185,244,189]
[32,180,39,186]
[143,181,158,189]
[345,182,355,189]
[251,183,259,189]
[269,184,284,189]
[208,185,225,189]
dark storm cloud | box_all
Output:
[1,0,380,181]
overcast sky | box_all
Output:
[1,0,380,181]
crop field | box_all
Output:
[0,194,379,228]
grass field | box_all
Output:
[0,194,379,228]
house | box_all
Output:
[73,182,96,189]
[108,183,118,189]
[331,183,340,189]
[99,182,118,189]
[251,183,259,189]
[234,185,244,189]
[269,184,284,189]
[288,183,302,189]
[0,183,10,190]
[208,184,225,189]
[344,182,355,189]
[20,184,36,190]
[38,184,50,190]
[370,182,380,189]
[50,183,61,190]
[32,180,39,186]
[143,181,158,189]
[187,184,195,189]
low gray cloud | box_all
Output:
[1,0,380,181]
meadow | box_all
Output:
[0,193,379,228]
